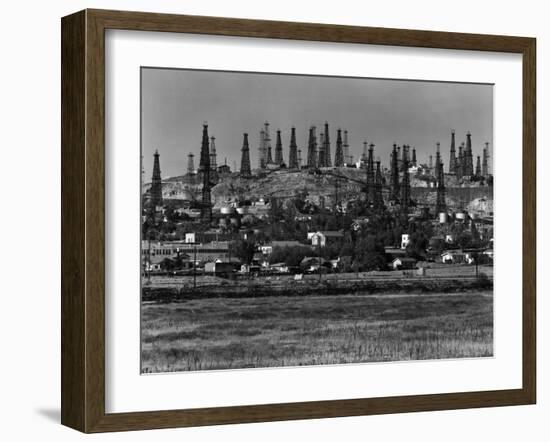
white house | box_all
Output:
[401,233,410,249]
[309,231,344,247]
[441,250,475,264]
[392,257,417,270]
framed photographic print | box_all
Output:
[61,9,536,433]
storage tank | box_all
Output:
[456,212,466,221]
[439,212,448,224]
[220,206,235,215]
[236,206,249,215]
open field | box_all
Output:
[141,290,493,373]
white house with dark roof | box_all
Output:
[309,231,344,247]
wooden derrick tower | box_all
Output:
[240,133,251,177]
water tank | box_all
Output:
[439,212,448,224]
[220,206,235,215]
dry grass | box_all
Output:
[141,291,493,373]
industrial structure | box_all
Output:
[209,136,218,183]
[199,124,212,221]
[187,152,195,176]
[449,130,457,173]
[146,124,491,232]
[288,127,299,169]
[334,128,344,167]
[307,126,317,168]
[240,133,251,177]
[150,149,163,209]
[390,144,400,202]
[258,121,273,169]
[274,129,284,166]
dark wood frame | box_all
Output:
[61,8,536,433]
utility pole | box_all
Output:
[147,232,152,282]
[193,244,197,290]
[334,169,340,229]
[318,242,322,283]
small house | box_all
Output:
[441,250,474,264]
[392,257,417,270]
[309,231,344,247]
[204,261,237,274]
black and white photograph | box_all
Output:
[140,67,494,374]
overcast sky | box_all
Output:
[141,67,493,180]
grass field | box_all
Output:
[141,291,493,373]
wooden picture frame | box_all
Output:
[61,8,536,433]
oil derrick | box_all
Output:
[288,127,299,169]
[475,155,481,177]
[265,122,273,165]
[187,152,195,175]
[343,130,350,165]
[390,143,400,202]
[457,142,464,179]
[435,142,442,180]
[412,147,417,167]
[258,128,266,169]
[274,129,284,166]
[240,133,251,177]
[428,154,433,171]
[209,136,217,170]
[334,128,345,167]
[198,122,210,173]
[366,143,376,204]
[150,149,163,209]
[323,122,332,167]
[400,147,411,212]
[318,132,326,167]
[482,142,490,177]
[435,160,446,216]
[209,136,218,183]
[200,124,212,221]
[306,126,317,168]
[397,145,402,170]
[374,159,384,209]
[360,141,368,169]
[297,149,302,168]
[449,129,457,173]
[465,132,474,176]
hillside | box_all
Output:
[146,168,493,211]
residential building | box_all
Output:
[309,231,344,247]
[391,257,417,270]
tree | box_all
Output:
[353,235,386,271]
[407,230,430,260]
[269,246,312,267]
[230,238,256,264]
